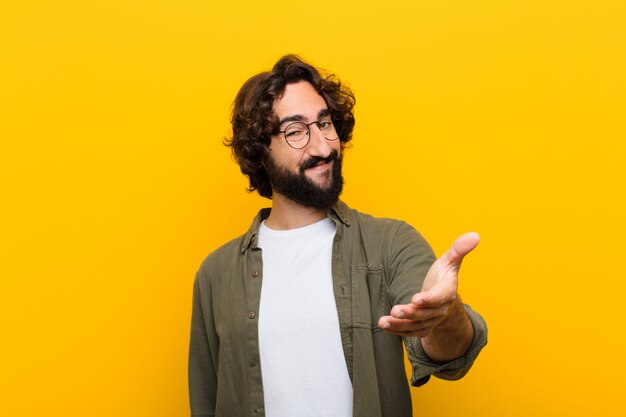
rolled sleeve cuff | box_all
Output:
[406,304,488,387]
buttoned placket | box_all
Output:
[244,231,265,417]
[328,209,355,382]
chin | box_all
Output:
[311,179,333,191]
[308,171,332,185]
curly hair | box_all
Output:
[224,54,356,199]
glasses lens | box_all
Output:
[318,118,339,140]
[284,123,309,148]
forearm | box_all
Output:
[420,297,473,362]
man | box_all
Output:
[189,55,487,417]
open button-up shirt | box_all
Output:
[189,200,488,417]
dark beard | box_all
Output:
[264,150,343,210]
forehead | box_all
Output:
[273,81,328,121]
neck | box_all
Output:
[264,193,330,230]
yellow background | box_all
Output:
[1,0,624,415]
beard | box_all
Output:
[264,149,344,210]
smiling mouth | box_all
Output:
[300,150,339,173]
[307,160,331,170]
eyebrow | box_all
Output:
[278,114,305,126]
[278,109,332,126]
[318,109,331,119]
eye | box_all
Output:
[284,124,307,140]
[318,120,333,130]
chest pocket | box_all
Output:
[351,263,388,331]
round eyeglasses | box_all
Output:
[277,118,341,149]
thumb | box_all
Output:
[444,232,480,267]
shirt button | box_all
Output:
[251,270,259,278]
[248,312,256,319]
[248,360,256,367]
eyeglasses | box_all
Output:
[277,117,341,149]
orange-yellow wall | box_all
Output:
[1,1,625,416]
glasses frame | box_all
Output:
[277,118,341,150]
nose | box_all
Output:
[306,124,335,157]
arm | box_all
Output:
[188,272,218,417]
[419,296,473,362]
[378,232,486,366]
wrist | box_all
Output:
[422,299,473,362]
[435,295,465,329]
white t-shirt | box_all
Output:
[258,218,353,417]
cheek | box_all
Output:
[269,146,301,170]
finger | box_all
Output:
[412,285,457,308]
[378,316,440,336]
[379,326,431,338]
[383,327,432,338]
[390,303,419,319]
[378,315,440,331]
[441,232,480,267]
[391,302,449,321]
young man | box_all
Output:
[189,55,487,417]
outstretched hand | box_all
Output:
[377,232,480,337]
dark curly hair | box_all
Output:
[224,54,356,199]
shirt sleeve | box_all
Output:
[405,304,488,386]
[188,271,218,417]
[385,221,488,387]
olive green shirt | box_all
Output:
[189,200,487,417]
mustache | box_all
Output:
[299,150,340,172]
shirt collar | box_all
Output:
[240,200,351,253]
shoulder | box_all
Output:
[195,234,245,287]
[338,202,423,241]
[195,208,267,286]
[335,201,434,258]
[199,234,244,271]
